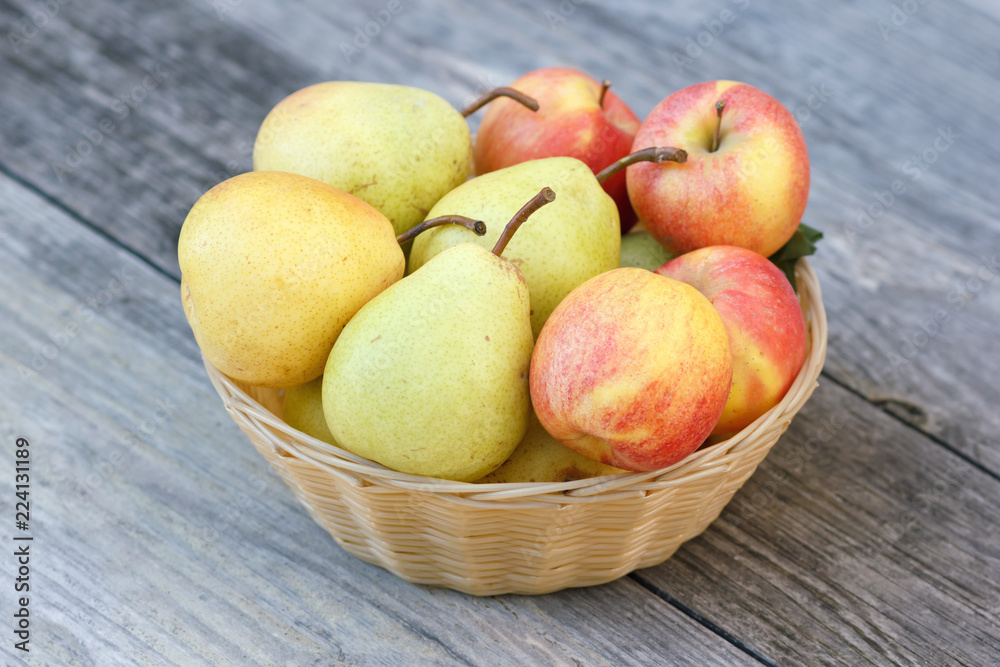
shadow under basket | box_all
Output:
[204,259,828,596]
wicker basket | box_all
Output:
[204,259,827,596]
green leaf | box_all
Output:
[768,223,823,293]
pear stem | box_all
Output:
[492,187,556,257]
[460,87,539,117]
[598,79,611,108]
[594,147,688,184]
[710,100,726,153]
[396,215,487,244]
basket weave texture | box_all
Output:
[204,259,827,596]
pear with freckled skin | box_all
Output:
[323,189,553,481]
[253,82,472,237]
[323,243,533,481]
[283,376,338,446]
[408,158,620,337]
[179,171,404,388]
[477,411,628,483]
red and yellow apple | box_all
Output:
[529,268,732,471]
[628,80,809,257]
[473,66,642,231]
[656,246,807,435]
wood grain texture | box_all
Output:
[0,173,755,666]
[637,379,1000,665]
[2,0,1000,663]
[0,0,997,476]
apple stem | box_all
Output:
[710,100,726,153]
[460,87,540,118]
[594,147,688,184]
[396,215,487,244]
[598,79,611,108]
[492,187,556,257]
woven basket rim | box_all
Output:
[205,258,827,503]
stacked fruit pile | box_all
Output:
[179,69,821,484]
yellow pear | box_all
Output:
[407,157,620,337]
[323,189,554,481]
[477,411,628,483]
[179,171,403,388]
[283,377,337,446]
[253,82,472,237]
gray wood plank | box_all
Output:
[0,173,756,665]
[636,379,1000,666]
[1,0,997,475]
[3,1,1000,660]
[0,0,317,275]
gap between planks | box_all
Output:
[0,156,983,490]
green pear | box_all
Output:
[477,411,628,483]
[179,171,403,388]
[620,229,675,271]
[323,190,554,481]
[253,82,472,237]
[283,377,338,446]
[408,157,620,337]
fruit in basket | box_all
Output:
[628,81,810,257]
[477,411,628,483]
[656,246,807,435]
[410,157,628,338]
[178,171,403,388]
[620,228,675,271]
[283,376,338,445]
[530,268,732,471]
[473,67,642,231]
[253,82,474,238]
[323,189,554,481]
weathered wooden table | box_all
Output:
[1,0,998,664]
